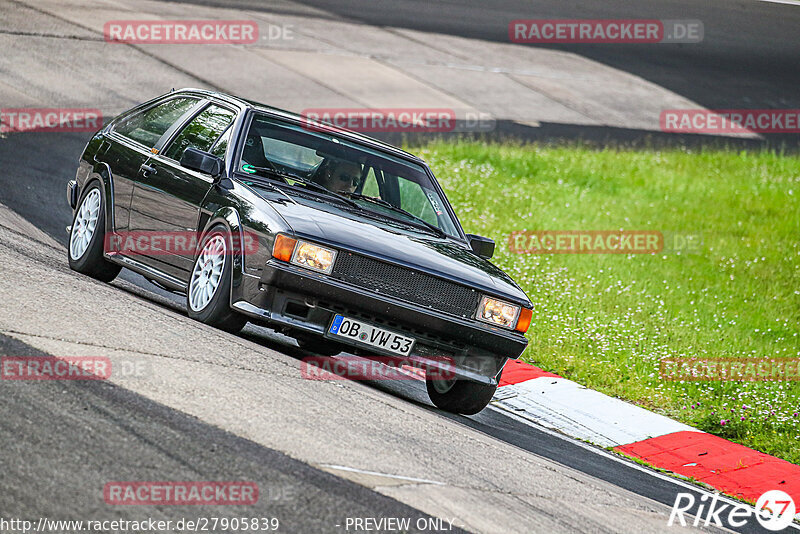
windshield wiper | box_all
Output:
[341,193,449,238]
[241,166,362,210]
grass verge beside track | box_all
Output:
[418,140,800,464]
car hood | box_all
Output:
[262,195,530,305]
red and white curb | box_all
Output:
[493,359,800,514]
[493,366,695,447]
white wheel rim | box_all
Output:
[69,189,101,261]
[188,235,226,312]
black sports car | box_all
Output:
[67,89,532,414]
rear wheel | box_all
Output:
[67,183,121,282]
[426,376,497,415]
[186,226,247,334]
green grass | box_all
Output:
[414,140,800,464]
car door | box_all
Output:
[128,102,238,278]
[104,96,201,232]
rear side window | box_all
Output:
[163,105,236,161]
[114,97,197,148]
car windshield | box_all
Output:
[238,114,461,237]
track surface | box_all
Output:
[166,0,800,149]
[175,0,800,111]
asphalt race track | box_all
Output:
[262,0,800,109]
[177,0,800,146]
[1,0,798,532]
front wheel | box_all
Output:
[186,226,247,334]
[426,375,498,415]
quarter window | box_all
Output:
[114,97,197,148]
[163,105,236,161]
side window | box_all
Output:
[163,105,236,161]
[114,98,197,148]
[398,177,438,225]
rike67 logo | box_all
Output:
[669,490,796,531]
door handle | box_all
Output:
[140,164,157,177]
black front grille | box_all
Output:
[331,252,480,318]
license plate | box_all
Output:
[327,315,415,356]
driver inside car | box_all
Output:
[315,158,362,194]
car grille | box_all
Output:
[331,252,480,318]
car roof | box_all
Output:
[173,88,425,164]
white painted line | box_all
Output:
[492,377,698,447]
[755,0,800,5]
[320,464,445,486]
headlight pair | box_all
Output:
[272,234,532,333]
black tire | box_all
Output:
[67,182,121,282]
[426,376,498,415]
[295,334,342,356]
[186,226,248,334]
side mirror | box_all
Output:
[181,147,223,179]
[466,234,495,259]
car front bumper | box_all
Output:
[232,260,528,385]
